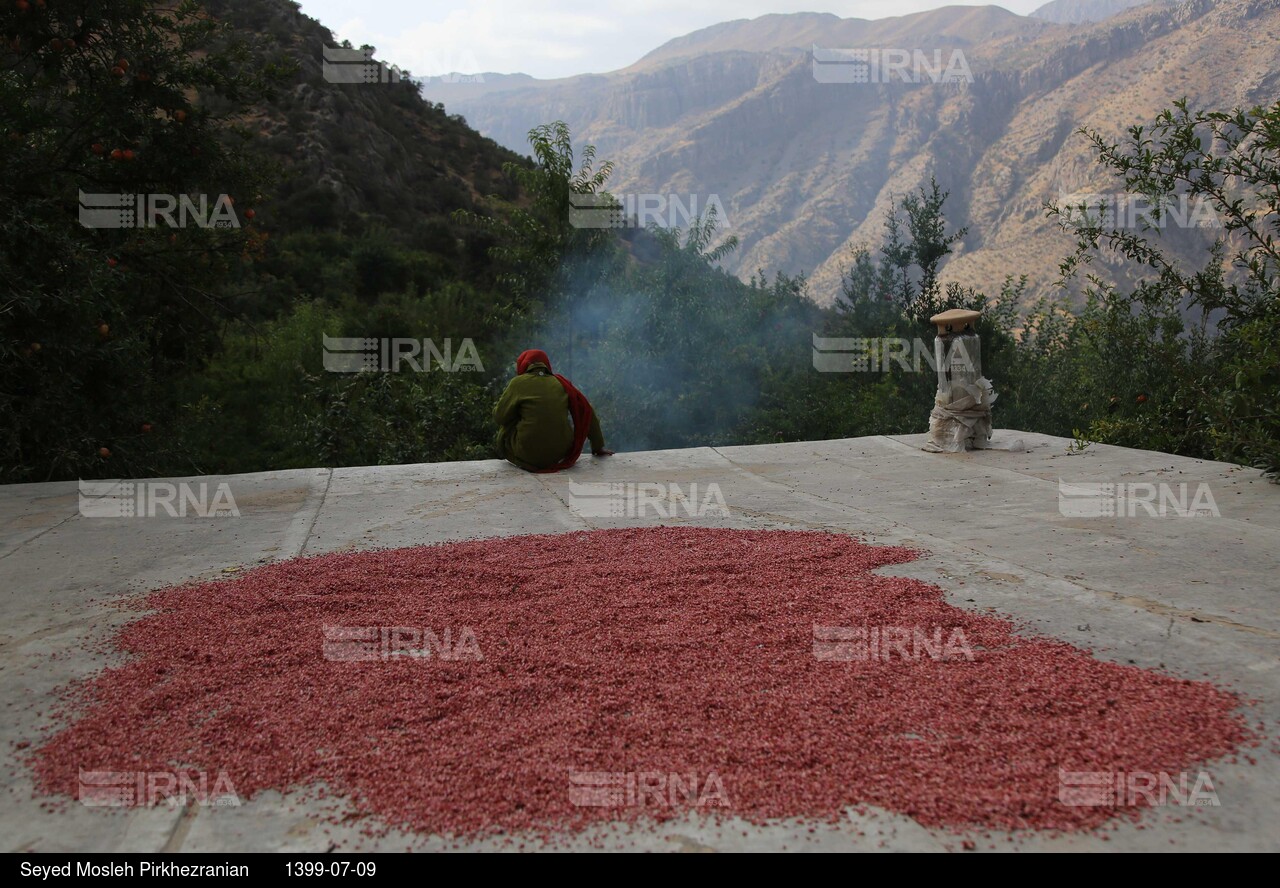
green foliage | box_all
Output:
[1049,99,1280,477]
[4,5,1275,500]
[465,124,820,452]
[786,100,1279,479]
[0,0,530,481]
[172,298,496,473]
[172,301,338,474]
[840,177,967,316]
[351,230,412,301]
[0,0,282,482]
[453,121,617,306]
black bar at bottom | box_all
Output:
[8,854,450,878]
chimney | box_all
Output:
[922,309,997,453]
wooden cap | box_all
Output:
[930,308,981,335]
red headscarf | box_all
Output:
[515,349,595,473]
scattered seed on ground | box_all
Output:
[29,527,1255,837]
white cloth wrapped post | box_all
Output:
[923,376,997,452]
[921,311,997,453]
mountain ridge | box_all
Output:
[1031,0,1158,24]
[421,0,1280,304]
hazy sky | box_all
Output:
[296,1,1045,79]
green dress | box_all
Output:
[493,364,605,471]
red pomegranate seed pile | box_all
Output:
[30,528,1254,838]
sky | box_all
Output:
[296,1,1046,80]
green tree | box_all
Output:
[1049,99,1280,477]
[905,177,968,314]
[838,177,967,320]
[0,0,286,481]
[454,121,616,307]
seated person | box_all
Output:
[493,349,613,472]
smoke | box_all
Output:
[499,234,819,453]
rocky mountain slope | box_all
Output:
[1031,0,1157,24]
[421,0,1280,304]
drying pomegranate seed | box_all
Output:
[27,528,1256,840]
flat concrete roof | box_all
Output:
[2,431,1277,852]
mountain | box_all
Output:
[421,0,1280,305]
[203,0,526,306]
[1031,0,1158,24]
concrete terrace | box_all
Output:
[1,431,1278,852]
